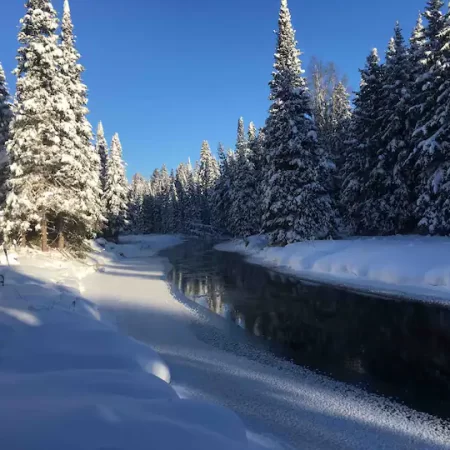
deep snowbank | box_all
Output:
[0,242,251,450]
[215,235,450,302]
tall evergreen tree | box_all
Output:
[211,144,232,233]
[185,159,201,229]
[149,168,163,232]
[230,119,260,237]
[408,12,427,131]
[4,0,66,249]
[262,0,337,245]
[330,82,352,176]
[175,162,190,232]
[250,128,266,233]
[105,133,128,237]
[408,0,450,234]
[54,0,103,247]
[0,63,12,207]
[129,173,147,233]
[96,121,109,195]
[363,24,412,235]
[154,165,171,233]
[141,180,155,234]
[236,117,247,153]
[197,141,219,225]
[341,49,385,233]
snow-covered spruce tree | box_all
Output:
[197,141,219,226]
[186,159,201,229]
[96,121,109,195]
[340,49,385,234]
[236,117,247,153]
[141,180,155,234]
[407,0,450,235]
[128,173,147,233]
[176,161,200,233]
[166,171,181,233]
[230,119,260,237]
[0,63,12,208]
[407,12,426,135]
[250,127,266,232]
[54,0,104,248]
[161,169,176,233]
[311,63,332,150]
[4,0,67,250]
[175,163,188,232]
[262,0,338,245]
[363,24,412,235]
[330,82,351,183]
[211,144,232,233]
[151,164,171,234]
[105,133,128,238]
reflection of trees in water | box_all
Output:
[165,242,450,415]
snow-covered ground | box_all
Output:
[1,235,449,450]
[216,235,450,303]
[0,237,251,450]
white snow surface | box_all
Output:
[0,235,449,450]
[215,235,450,303]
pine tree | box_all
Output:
[408,13,427,131]
[54,0,103,247]
[210,144,229,233]
[0,63,12,207]
[129,173,147,233]
[262,0,337,245]
[159,165,171,233]
[96,121,109,194]
[363,24,412,235]
[311,63,332,149]
[230,119,260,237]
[167,171,180,233]
[175,163,190,232]
[250,128,266,233]
[142,179,156,234]
[105,133,128,237]
[4,0,66,250]
[149,168,162,233]
[197,141,219,225]
[330,82,351,177]
[341,49,385,234]
[408,0,450,234]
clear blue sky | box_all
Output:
[0,0,425,178]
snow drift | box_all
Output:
[216,235,450,302]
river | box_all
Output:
[161,239,450,420]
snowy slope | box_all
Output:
[84,235,449,450]
[2,236,449,450]
[0,241,252,450]
[215,235,450,302]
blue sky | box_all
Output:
[0,0,425,178]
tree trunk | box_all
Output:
[20,231,27,248]
[58,231,65,250]
[57,217,65,250]
[41,217,48,252]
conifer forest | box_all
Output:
[1,0,450,250]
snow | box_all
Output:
[215,235,450,303]
[0,240,249,450]
[0,235,449,450]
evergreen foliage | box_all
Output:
[262,0,337,245]
[105,133,128,237]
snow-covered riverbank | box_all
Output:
[0,237,254,450]
[216,235,450,303]
[1,235,449,450]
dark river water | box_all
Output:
[161,239,450,419]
